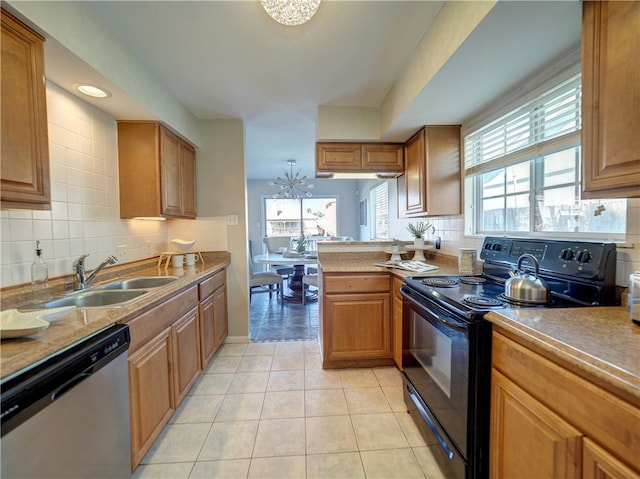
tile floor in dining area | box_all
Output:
[248,282,319,342]
[132,339,456,479]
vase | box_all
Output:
[414,237,425,248]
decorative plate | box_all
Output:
[1,309,50,339]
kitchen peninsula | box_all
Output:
[315,241,459,369]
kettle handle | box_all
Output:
[517,254,540,278]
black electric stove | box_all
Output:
[404,236,617,321]
[400,237,617,479]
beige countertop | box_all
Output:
[318,250,463,277]
[486,307,640,404]
[0,253,230,379]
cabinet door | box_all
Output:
[362,144,403,172]
[180,141,197,218]
[212,284,228,347]
[128,327,174,468]
[199,294,216,366]
[172,306,201,406]
[490,369,582,479]
[583,437,640,479]
[392,277,404,370]
[160,126,182,217]
[582,1,640,198]
[316,143,362,171]
[424,126,461,216]
[1,10,50,210]
[399,129,426,216]
[323,292,392,362]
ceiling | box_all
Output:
[39,1,582,180]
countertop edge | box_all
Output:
[1,255,230,379]
[486,309,640,405]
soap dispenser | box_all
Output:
[31,240,49,298]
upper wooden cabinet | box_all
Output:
[315,142,403,177]
[1,9,50,210]
[581,1,640,199]
[398,126,461,217]
[117,121,197,218]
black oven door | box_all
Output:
[401,287,475,461]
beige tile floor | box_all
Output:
[132,340,456,479]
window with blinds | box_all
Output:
[464,72,626,236]
[465,74,582,177]
[369,181,389,240]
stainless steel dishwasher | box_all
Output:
[1,324,131,478]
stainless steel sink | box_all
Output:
[100,276,178,290]
[23,289,149,309]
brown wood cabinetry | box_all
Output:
[128,327,174,468]
[171,306,201,405]
[125,286,201,469]
[1,9,50,210]
[490,331,640,479]
[198,269,228,365]
[316,142,403,177]
[397,126,461,217]
[392,276,404,370]
[581,1,640,199]
[117,121,197,218]
[320,271,393,368]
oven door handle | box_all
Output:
[402,288,469,332]
[406,386,455,460]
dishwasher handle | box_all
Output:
[51,372,92,401]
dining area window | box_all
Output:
[264,197,338,237]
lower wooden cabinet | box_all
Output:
[320,272,393,368]
[128,327,174,468]
[392,276,404,369]
[490,369,582,479]
[198,269,228,365]
[490,330,640,479]
[171,306,201,405]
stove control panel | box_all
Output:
[480,237,616,280]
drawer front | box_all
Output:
[126,286,198,353]
[198,269,226,299]
[324,274,390,294]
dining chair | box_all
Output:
[262,236,295,279]
[301,274,318,305]
[249,241,283,300]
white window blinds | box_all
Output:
[464,74,582,177]
[369,181,389,240]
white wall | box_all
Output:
[0,84,235,292]
[0,82,169,288]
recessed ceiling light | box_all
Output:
[74,84,111,98]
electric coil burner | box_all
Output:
[400,237,617,479]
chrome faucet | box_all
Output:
[73,254,118,291]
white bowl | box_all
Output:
[170,239,196,252]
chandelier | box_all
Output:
[269,160,314,199]
[260,0,321,26]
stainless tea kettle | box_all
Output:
[504,254,550,304]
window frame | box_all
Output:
[462,55,626,241]
[369,181,389,240]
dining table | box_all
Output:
[253,253,318,303]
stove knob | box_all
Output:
[560,248,574,260]
[491,243,502,251]
[576,250,592,263]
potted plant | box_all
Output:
[291,232,308,253]
[407,221,435,247]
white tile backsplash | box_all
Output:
[0,82,231,289]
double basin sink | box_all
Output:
[21,276,179,310]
